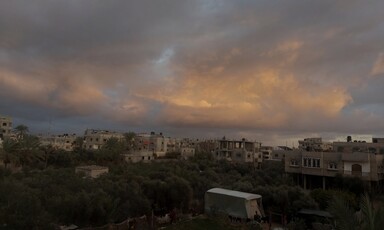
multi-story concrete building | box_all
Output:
[134,132,168,157]
[285,137,384,189]
[83,129,124,150]
[0,114,12,141]
[39,133,77,151]
[261,146,274,160]
[298,138,332,152]
[213,137,262,166]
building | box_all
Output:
[205,188,265,220]
[333,138,384,154]
[298,138,332,152]
[39,133,77,151]
[284,138,384,189]
[83,129,124,150]
[0,114,12,141]
[75,165,109,178]
[261,146,274,160]
[214,137,262,166]
[134,132,168,157]
[122,151,153,163]
[180,147,196,160]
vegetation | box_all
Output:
[0,125,382,229]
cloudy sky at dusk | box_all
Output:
[1,0,384,146]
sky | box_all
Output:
[1,0,384,146]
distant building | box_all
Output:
[134,132,168,157]
[298,138,332,152]
[75,165,109,178]
[122,151,153,163]
[83,129,124,150]
[166,137,197,158]
[260,146,274,160]
[39,133,77,151]
[214,137,262,166]
[205,188,265,219]
[0,114,12,141]
[333,137,384,154]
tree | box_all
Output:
[40,144,57,169]
[14,124,29,140]
[0,138,18,168]
[16,134,42,167]
[328,194,384,230]
[124,132,136,151]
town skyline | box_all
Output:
[1,1,384,146]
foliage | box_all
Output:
[328,193,384,230]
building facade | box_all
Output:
[285,138,384,189]
[0,114,12,141]
[39,133,77,151]
[298,138,332,152]
[83,129,124,150]
[134,132,168,157]
[213,137,262,166]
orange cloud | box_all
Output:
[142,68,351,129]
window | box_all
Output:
[2,122,6,126]
[328,162,338,170]
[303,157,321,168]
[290,159,299,166]
[247,154,251,158]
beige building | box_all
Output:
[39,134,77,151]
[83,129,124,150]
[75,165,109,178]
[214,137,262,166]
[0,114,12,141]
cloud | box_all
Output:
[1,0,384,143]
[371,52,384,75]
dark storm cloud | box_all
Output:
[1,0,384,144]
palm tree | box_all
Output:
[16,134,42,167]
[328,193,384,230]
[14,124,29,140]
